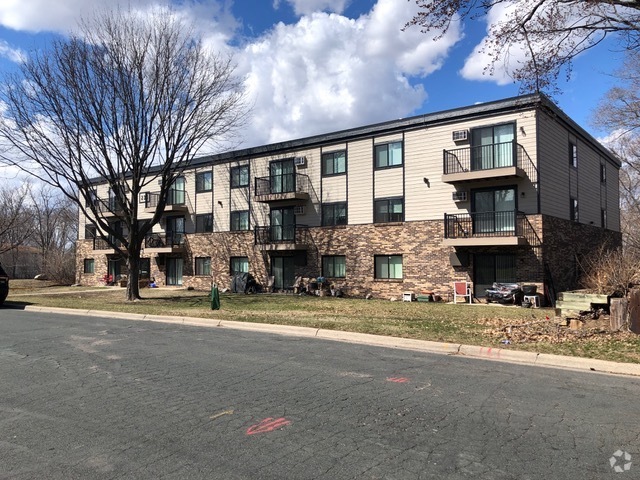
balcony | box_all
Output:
[144,232,185,253]
[442,141,528,184]
[96,199,125,217]
[443,211,530,247]
[144,190,189,213]
[254,225,310,250]
[92,237,121,253]
[254,173,310,203]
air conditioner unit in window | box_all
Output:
[294,205,305,215]
[294,156,307,167]
[452,191,468,202]
[452,130,469,142]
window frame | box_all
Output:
[83,258,95,274]
[374,141,403,169]
[195,171,212,193]
[84,224,97,240]
[600,163,607,184]
[374,197,404,223]
[569,141,578,168]
[374,255,403,280]
[195,213,213,233]
[322,255,346,278]
[321,202,348,226]
[230,256,249,276]
[570,197,579,222]
[231,165,250,188]
[230,210,250,231]
[195,256,211,276]
[321,150,347,176]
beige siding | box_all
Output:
[405,111,538,222]
[214,163,232,231]
[322,176,347,203]
[374,168,403,199]
[347,139,373,224]
[194,167,214,215]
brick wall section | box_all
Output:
[76,214,618,301]
[541,215,622,295]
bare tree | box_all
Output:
[30,186,78,282]
[406,0,640,93]
[595,53,640,255]
[0,8,247,300]
[0,183,34,256]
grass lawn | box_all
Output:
[6,280,640,364]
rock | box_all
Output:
[390,297,398,302]
[365,293,373,300]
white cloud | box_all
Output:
[275,0,349,16]
[237,0,461,146]
[0,40,25,63]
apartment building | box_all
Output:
[76,93,621,302]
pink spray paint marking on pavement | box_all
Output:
[246,417,291,435]
[386,377,410,383]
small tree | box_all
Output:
[406,0,640,93]
[0,183,34,256]
[0,8,247,300]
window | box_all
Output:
[570,197,579,222]
[471,123,515,170]
[195,257,211,276]
[231,210,249,231]
[322,151,346,176]
[374,142,403,168]
[375,255,403,279]
[569,141,578,168]
[85,188,98,207]
[231,165,249,188]
[230,256,249,276]
[322,256,346,278]
[83,258,95,274]
[374,198,404,223]
[322,202,347,226]
[195,213,213,233]
[600,164,607,184]
[196,171,212,193]
[601,209,607,229]
[474,254,516,296]
[84,224,97,239]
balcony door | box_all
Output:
[471,124,515,170]
[166,257,183,286]
[271,256,295,291]
[270,159,295,194]
[474,254,516,297]
[472,187,516,234]
[169,176,185,205]
[270,207,295,242]
[166,216,185,245]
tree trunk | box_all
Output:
[126,247,142,301]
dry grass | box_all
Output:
[5,280,640,364]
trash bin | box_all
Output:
[211,283,220,310]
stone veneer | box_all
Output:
[76,214,620,301]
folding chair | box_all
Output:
[453,281,472,304]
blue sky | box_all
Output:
[0,0,627,154]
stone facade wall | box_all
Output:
[541,215,622,296]
[75,214,618,301]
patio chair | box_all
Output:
[453,281,472,304]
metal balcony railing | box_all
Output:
[444,210,528,239]
[96,198,125,215]
[254,224,310,245]
[443,141,527,175]
[144,232,185,249]
[254,173,309,197]
[93,237,121,250]
[144,189,188,209]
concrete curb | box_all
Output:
[21,305,640,377]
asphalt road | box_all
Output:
[0,309,638,480]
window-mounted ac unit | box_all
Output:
[294,156,307,167]
[294,205,305,215]
[452,191,468,202]
[452,130,469,142]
